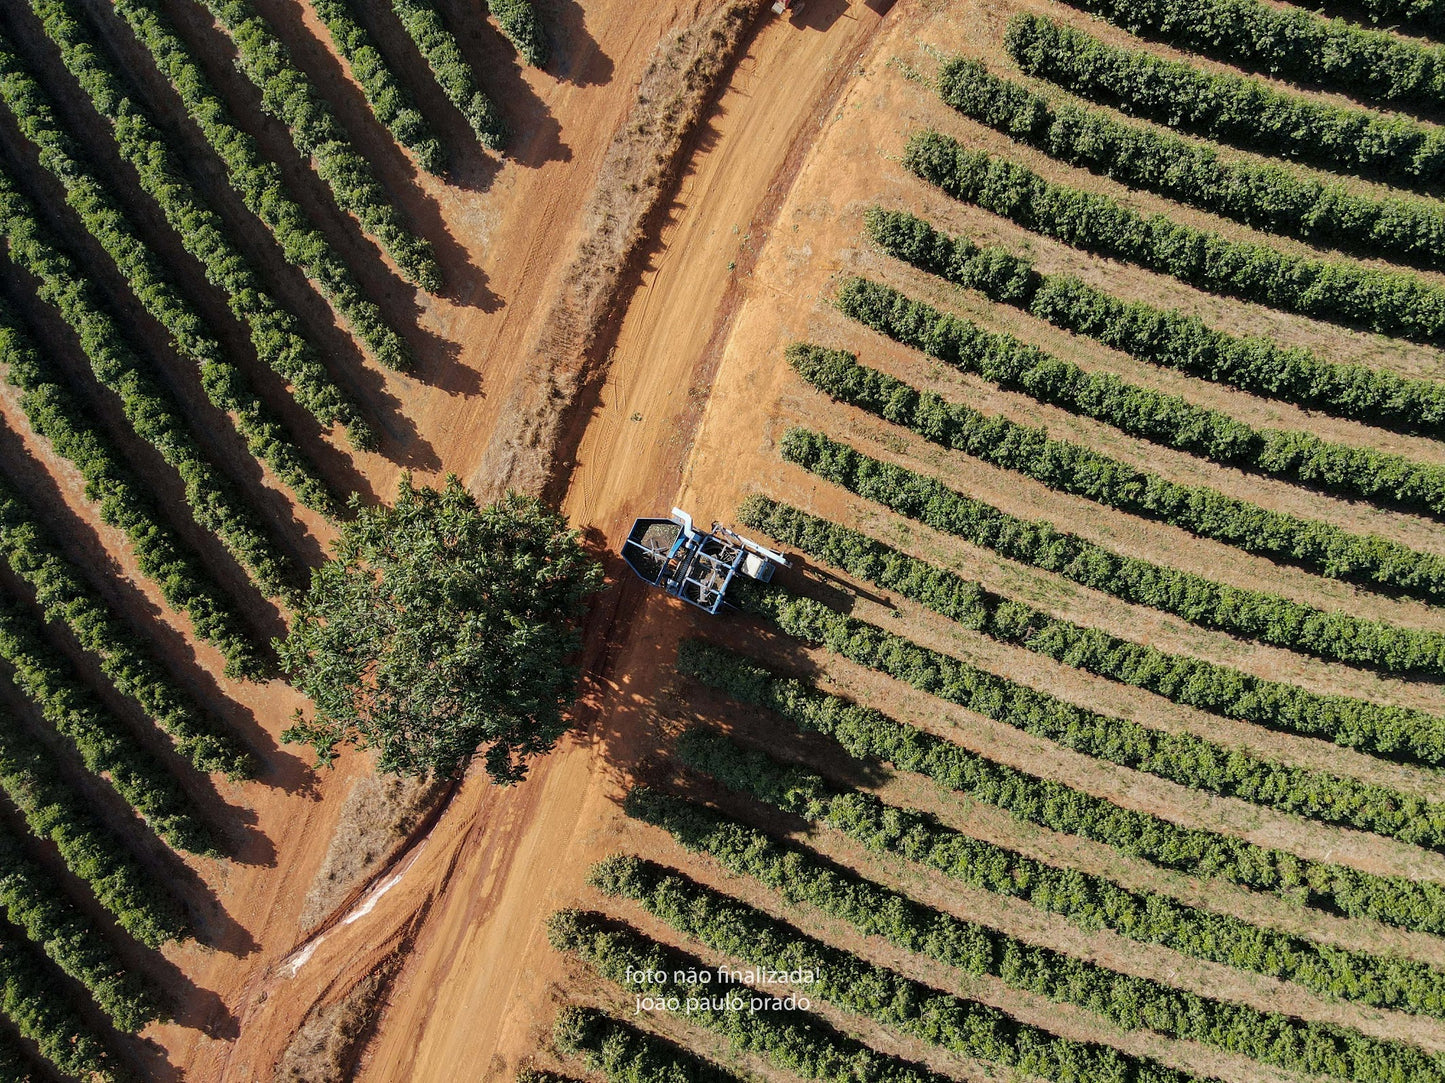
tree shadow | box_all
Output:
[538,0,614,87]
[440,0,571,170]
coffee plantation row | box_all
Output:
[789,342,1445,601]
[0,0,551,1065]
[543,1,1445,1073]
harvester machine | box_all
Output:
[621,508,789,615]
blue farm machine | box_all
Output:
[621,509,789,614]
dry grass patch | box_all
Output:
[478,0,762,497]
[272,954,403,1082]
[298,772,448,931]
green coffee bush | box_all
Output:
[903,130,1445,345]
[782,428,1445,677]
[0,921,125,1081]
[102,0,413,368]
[554,1007,744,1083]
[307,0,445,172]
[591,855,1210,1083]
[548,908,953,1083]
[392,0,507,149]
[842,252,1445,512]
[0,834,166,1031]
[628,786,1445,1083]
[198,0,441,289]
[1053,0,1445,108]
[739,494,1445,766]
[789,342,1445,602]
[938,58,1445,267]
[0,165,303,600]
[1006,14,1445,188]
[666,711,1445,1019]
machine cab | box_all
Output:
[621,509,788,614]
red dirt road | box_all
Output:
[187,3,893,1079]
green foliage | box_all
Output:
[490,0,548,66]
[865,208,1445,438]
[0,598,214,854]
[666,715,1445,1019]
[307,0,445,172]
[0,834,165,1031]
[0,304,266,678]
[590,854,1209,1083]
[554,1007,744,1083]
[678,625,1445,928]
[24,1,375,453]
[0,705,189,947]
[1055,0,1445,107]
[781,428,1445,677]
[0,921,126,1082]
[0,474,255,780]
[392,0,508,149]
[107,0,412,369]
[0,166,303,601]
[627,786,1445,1083]
[1006,14,1445,188]
[548,908,953,1083]
[199,0,441,290]
[0,39,347,516]
[938,57,1445,267]
[279,480,602,781]
[841,259,1445,512]
[903,130,1445,345]
[789,342,1445,601]
[740,495,1445,765]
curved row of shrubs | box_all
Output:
[670,711,1445,1019]
[307,0,445,173]
[107,0,413,370]
[1059,0,1445,108]
[592,854,1211,1083]
[938,57,1445,267]
[842,261,1445,514]
[549,908,957,1083]
[0,921,123,1082]
[0,166,303,601]
[0,306,265,679]
[628,785,1445,1083]
[740,496,1445,766]
[905,131,1445,345]
[0,477,255,780]
[29,0,375,455]
[863,206,1445,437]
[490,0,549,67]
[789,343,1445,602]
[0,834,165,1032]
[0,599,214,855]
[554,1007,743,1083]
[783,428,1445,678]
[1006,14,1445,189]
[0,704,189,947]
[200,0,441,289]
[391,0,507,149]
[680,624,1445,936]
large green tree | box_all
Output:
[278,478,603,782]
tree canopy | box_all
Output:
[278,478,604,782]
